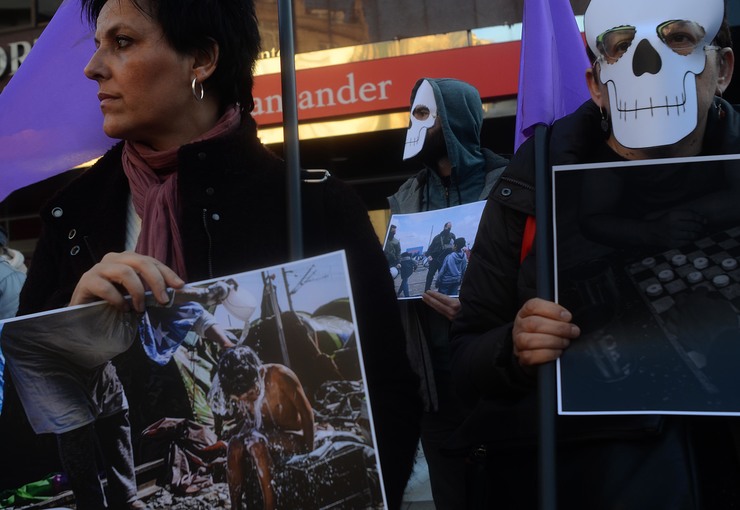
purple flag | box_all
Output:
[0,0,114,203]
[514,0,591,151]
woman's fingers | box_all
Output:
[69,251,184,311]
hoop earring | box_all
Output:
[191,78,204,101]
[600,107,609,132]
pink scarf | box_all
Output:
[122,106,241,280]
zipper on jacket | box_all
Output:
[499,175,535,191]
[202,208,214,279]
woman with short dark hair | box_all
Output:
[0,0,421,507]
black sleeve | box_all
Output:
[450,141,541,404]
[17,222,69,315]
[317,177,422,509]
[450,198,536,404]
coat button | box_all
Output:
[500,187,512,197]
[198,152,207,161]
[68,229,77,240]
[206,187,215,196]
[70,245,80,256]
[211,213,220,221]
[51,207,63,218]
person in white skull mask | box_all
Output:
[578,0,740,250]
[450,0,740,508]
[387,78,508,509]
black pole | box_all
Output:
[281,267,295,313]
[263,271,291,367]
[277,0,303,261]
[534,123,556,510]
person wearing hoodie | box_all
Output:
[387,78,508,509]
[436,237,467,296]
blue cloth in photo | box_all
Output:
[139,302,208,366]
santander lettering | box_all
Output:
[252,72,392,117]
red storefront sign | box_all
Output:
[252,42,520,126]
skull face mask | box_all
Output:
[403,79,438,160]
[584,0,724,149]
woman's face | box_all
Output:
[84,0,196,149]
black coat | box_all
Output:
[2,118,422,508]
[450,100,740,509]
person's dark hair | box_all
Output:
[714,16,733,50]
[454,237,466,250]
[80,0,261,113]
[217,345,262,397]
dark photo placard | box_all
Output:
[554,154,740,415]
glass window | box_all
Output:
[38,0,63,24]
[258,0,590,56]
[0,0,32,30]
[0,0,63,31]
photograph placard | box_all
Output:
[382,201,486,299]
[1,250,387,508]
[555,154,740,415]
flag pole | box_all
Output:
[534,123,557,510]
[277,0,303,261]
[516,0,589,506]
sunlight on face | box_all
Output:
[83,0,196,149]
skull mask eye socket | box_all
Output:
[596,20,709,64]
[657,20,707,56]
[412,105,433,122]
[597,25,636,63]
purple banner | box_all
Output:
[514,0,591,150]
[0,0,114,203]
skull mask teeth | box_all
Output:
[584,0,723,148]
[403,79,438,160]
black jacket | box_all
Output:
[3,117,422,508]
[449,99,740,509]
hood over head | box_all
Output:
[407,78,487,202]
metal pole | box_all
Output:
[263,271,291,368]
[277,0,303,261]
[281,268,295,313]
[534,123,556,510]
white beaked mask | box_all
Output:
[403,79,438,160]
[584,0,724,148]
